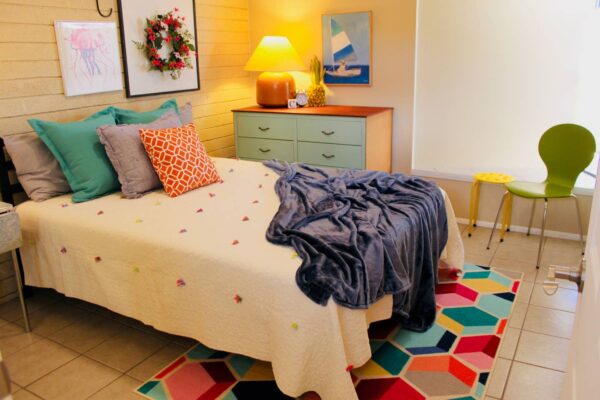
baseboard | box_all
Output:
[456,217,586,241]
[412,169,595,196]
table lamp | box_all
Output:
[244,36,304,107]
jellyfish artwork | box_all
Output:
[65,28,117,86]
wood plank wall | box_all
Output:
[0,0,254,302]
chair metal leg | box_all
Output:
[572,194,585,255]
[500,193,512,241]
[487,191,509,250]
[527,199,536,236]
[535,199,549,269]
[10,249,30,332]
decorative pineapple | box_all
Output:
[307,56,326,107]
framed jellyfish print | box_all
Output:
[54,21,123,96]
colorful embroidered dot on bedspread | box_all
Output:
[232,240,239,245]
[209,193,216,197]
[179,228,187,234]
[234,294,242,303]
[60,246,67,254]
[242,216,249,222]
[97,210,104,215]
[291,322,298,330]
[135,218,143,224]
[252,200,259,204]
[94,256,101,262]
[176,279,186,287]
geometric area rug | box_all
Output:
[136,264,522,400]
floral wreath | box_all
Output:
[134,8,196,80]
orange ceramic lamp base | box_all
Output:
[256,72,296,107]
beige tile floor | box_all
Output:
[0,225,582,399]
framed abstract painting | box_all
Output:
[322,11,372,86]
[117,0,200,97]
[54,21,123,97]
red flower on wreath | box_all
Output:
[133,8,196,79]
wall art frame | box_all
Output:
[54,21,123,96]
[117,0,200,98]
[322,11,372,86]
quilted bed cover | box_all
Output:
[16,158,464,399]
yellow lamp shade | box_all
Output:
[244,36,305,72]
[245,36,304,107]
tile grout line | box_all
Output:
[486,232,541,400]
[7,295,178,398]
[84,373,126,400]
[23,354,85,394]
[499,245,551,400]
[519,327,572,341]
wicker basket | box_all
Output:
[0,202,22,253]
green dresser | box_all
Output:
[233,105,393,171]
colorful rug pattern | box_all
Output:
[137,264,522,399]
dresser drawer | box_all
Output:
[297,142,363,169]
[236,114,295,140]
[297,118,363,145]
[237,137,295,161]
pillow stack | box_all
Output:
[28,107,119,202]
[5,99,218,203]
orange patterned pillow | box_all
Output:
[139,123,221,197]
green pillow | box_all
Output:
[113,99,179,124]
[28,108,119,203]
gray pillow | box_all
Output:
[179,102,193,124]
[3,133,71,201]
[97,110,182,199]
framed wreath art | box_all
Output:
[118,0,200,97]
[134,8,195,80]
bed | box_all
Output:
[6,155,463,399]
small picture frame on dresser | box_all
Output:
[287,99,298,109]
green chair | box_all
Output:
[486,124,596,268]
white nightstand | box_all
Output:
[0,202,30,332]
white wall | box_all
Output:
[413,0,600,188]
[248,0,417,174]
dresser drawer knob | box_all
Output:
[321,130,335,136]
[259,148,271,153]
[321,153,335,159]
[258,127,270,131]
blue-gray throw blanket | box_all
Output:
[264,161,448,332]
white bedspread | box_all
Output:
[17,158,464,399]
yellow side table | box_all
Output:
[468,172,514,239]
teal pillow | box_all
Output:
[113,99,179,124]
[28,108,119,203]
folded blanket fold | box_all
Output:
[265,161,448,332]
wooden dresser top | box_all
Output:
[232,105,393,118]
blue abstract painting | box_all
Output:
[322,11,372,85]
